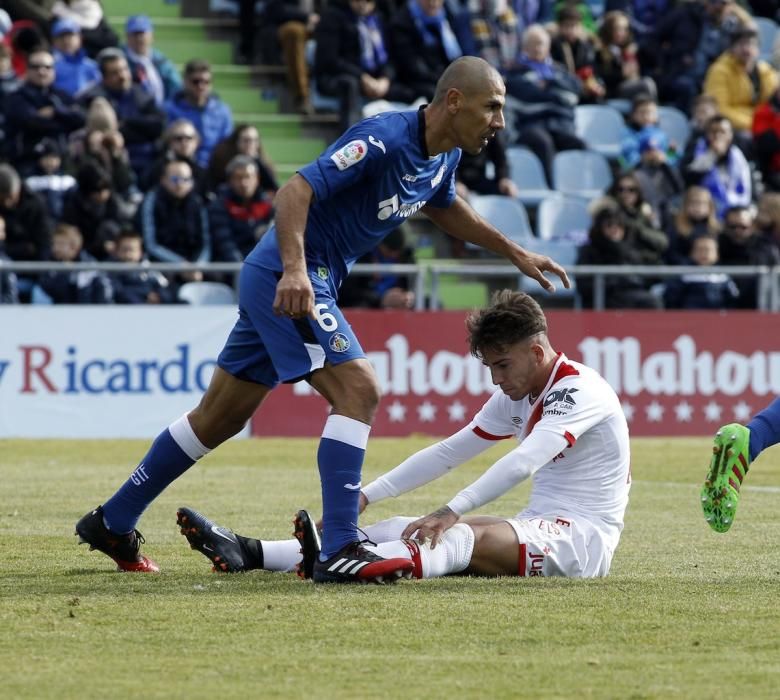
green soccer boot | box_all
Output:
[701,423,751,533]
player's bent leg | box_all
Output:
[701,423,751,533]
[463,518,521,577]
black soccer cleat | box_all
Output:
[75,505,159,573]
[293,509,322,580]
[176,506,249,573]
[312,539,414,584]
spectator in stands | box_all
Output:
[143,118,209,197]
[663,234,740,309]
[79,48,165,178]
[24,137,76,220]
[137,158,210,282]
[110,229,173,304]
[682,93,719,164]
[654,0,752,112]
[549,5,605,103]
[719,204,780,307]
[254,0,320,114]
[314,0,416,132]
[50,0,119,57]
[5,47,86,174]
[603,172,669,261]
[0,43,18,161]
[61,161,132,260]
[75,125,136,203]
[339,227,416,309]
[576,205,662,309]
[665,185,721,264]
[36,222,114,304]
[620,95,675,170]
[0,163,52,262]
[632,132,685,229]
[467,0,520,73]
[165,59,234,169]
[593,10,656,101]
[756,191,780,246]
[208,155,275,263]
[0,214,20,304]
[121,15,181,107]
[51,16,100,97]
[684,114,752,220]
[504,24,585,183]
[704,25,778,156]
[6,20,49,76]
[208,124,279,193]
[389,0,466,102]
[455,130,519,200]
[752,85,780,191]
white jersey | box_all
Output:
[457,352,631,549]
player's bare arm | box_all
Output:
[273,174,315,318]
[422,196,571,293]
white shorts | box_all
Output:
[505,514,613,578]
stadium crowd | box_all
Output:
[1,0,780,309]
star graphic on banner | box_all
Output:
[621,401,635,422]
[703,401,722,422]
[646,401,664,422]
[447,401,467,422]
[674,401,693,422]
[733,400,752,422]
[387,400,407,423]
[418,401,437,422]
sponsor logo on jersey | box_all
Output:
[368,135,386,153]
[330,140,367,170]
[431,163,447,187]
[544,387,578,407]
[402,173,418,182]
[317,266,329,280]
[329,333,351,353]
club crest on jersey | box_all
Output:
[431,163,447,187]
[329,332,351,353]
[317,266,329,280]
[330,140,367,170]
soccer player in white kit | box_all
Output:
[178,291,631,580]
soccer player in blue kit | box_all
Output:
[75,56,571,583]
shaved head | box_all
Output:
[432,56,502,104]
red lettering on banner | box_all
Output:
[20,345,56,393]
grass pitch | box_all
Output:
[1,436,778,699]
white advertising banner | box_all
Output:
[0,306,238,438]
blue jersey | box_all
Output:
[245,108,461,295]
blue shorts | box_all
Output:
[217,263,366,388]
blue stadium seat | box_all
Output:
[506,147,555,207]
[658,105,692,154]
[536,195,592,242]
[178,281,237,305]
[574,104,625,160]
[469,194,534,245]
[552,150,613,200]
[755,17,778,61]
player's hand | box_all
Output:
[273,269,314,319]
[401,506,460,549]
[515,250,571,293]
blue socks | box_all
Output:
[102,415,210,534]
[317,415,371,559]
[746,397,780,462]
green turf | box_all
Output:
[158,39,234,65]
[262,137,327,164]
[107,17,207,42]
[101,0,181,18]
[218,89,279,114]
[1,437,779,699]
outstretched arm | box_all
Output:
[423,196,570,292]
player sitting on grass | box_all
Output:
[178,291,632,581]
[701,398,780,533]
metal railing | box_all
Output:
[0,260,777,311]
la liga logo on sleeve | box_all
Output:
[330,140,367,170]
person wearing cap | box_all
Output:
[704,25,778,150]
[122,15,181,107]
[24,136,77,220]
[52,17,101,97]
[4,46,86,174]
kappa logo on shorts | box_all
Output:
[317,266,329,280]
[330,140,367,170]
[329,333,351,353]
